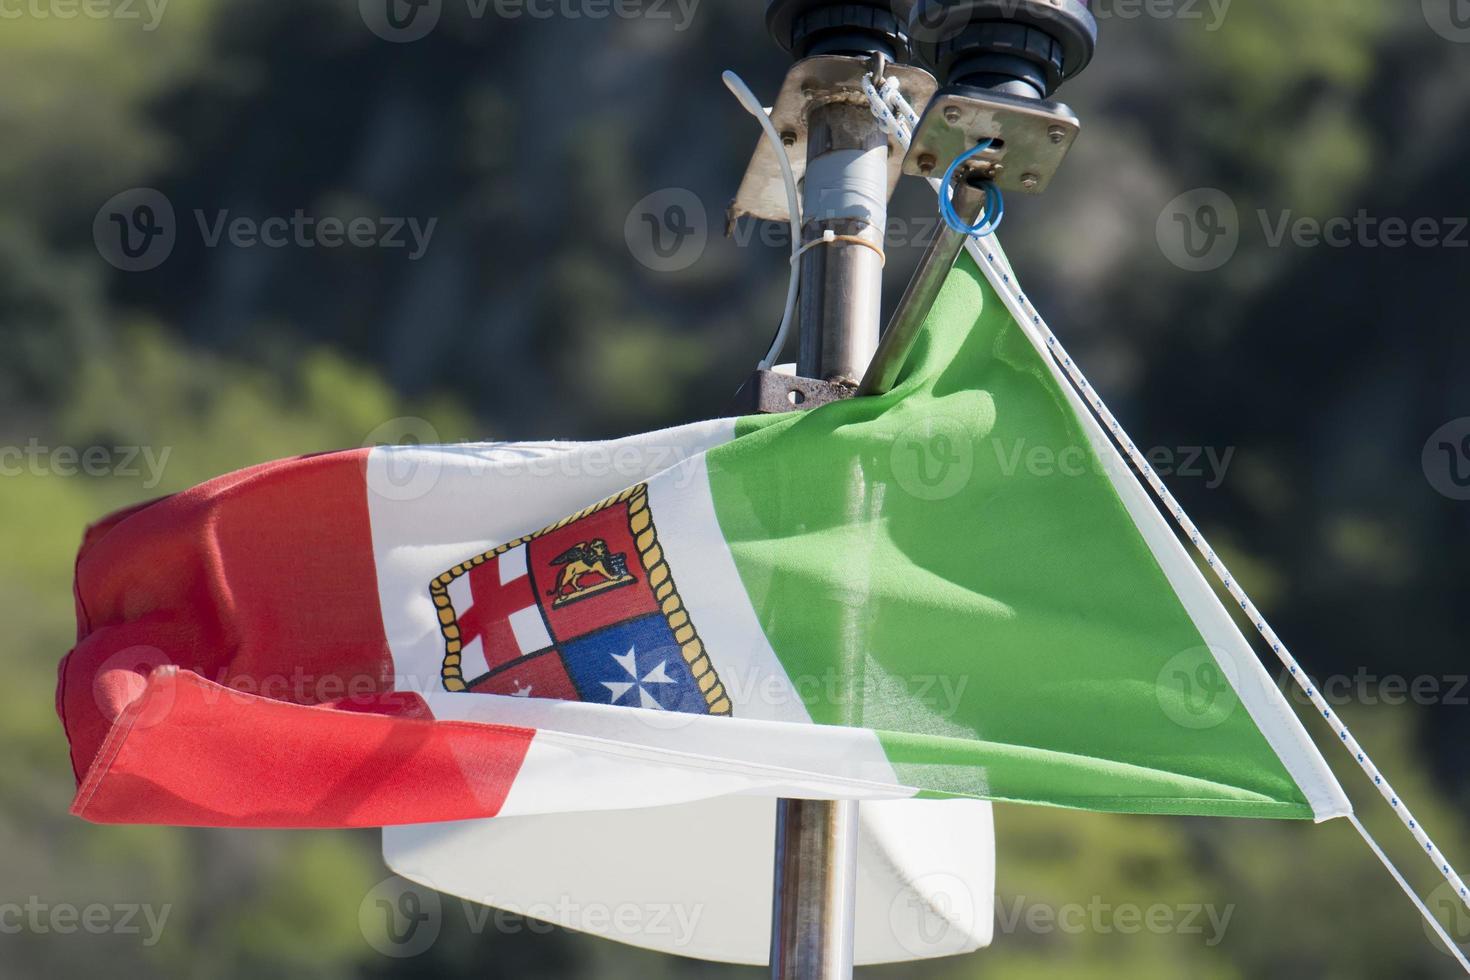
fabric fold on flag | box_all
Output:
[59,253,1349,830]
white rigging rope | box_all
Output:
[869,75,1470,968]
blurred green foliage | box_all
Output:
[2,0,1468,977]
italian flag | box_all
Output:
[58,256,1348,964]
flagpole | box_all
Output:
[755,3,1099,974]
[767,80,885,980]
[762,4,907,977]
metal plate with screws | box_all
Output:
[733,369,856,414]
[728,55,937,228]
[901,86,1080,194]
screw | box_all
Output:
[943,106,962,125]
[1047,125,1067,144]
[780,130,796,147]
[801,81,817,98]
[916,153,936,174]
[1021,173,1039,189]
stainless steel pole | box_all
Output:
[858,178,988,396]
[771,89,890,980]
[795,100,888,385]
[770,797,861,978]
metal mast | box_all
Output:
[730,3,1099,976]
[756,5,919,978]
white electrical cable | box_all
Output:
[867,78,1470,966]
[722,70,803,370]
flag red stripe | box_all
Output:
[71,668,534,827]
[58,448,534,826]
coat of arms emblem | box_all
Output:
[429,483,730,715]
[546,539,635,606]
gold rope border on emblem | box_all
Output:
[430,483,732,716]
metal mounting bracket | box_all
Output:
[901,85,1079,194]
[733,369,856,414]
[727,54,937,228]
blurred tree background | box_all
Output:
[2,0,1468,976]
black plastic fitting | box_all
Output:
[908,0,1097,99]
[766,0,916,60]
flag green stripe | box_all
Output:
[708,254,1313,818]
